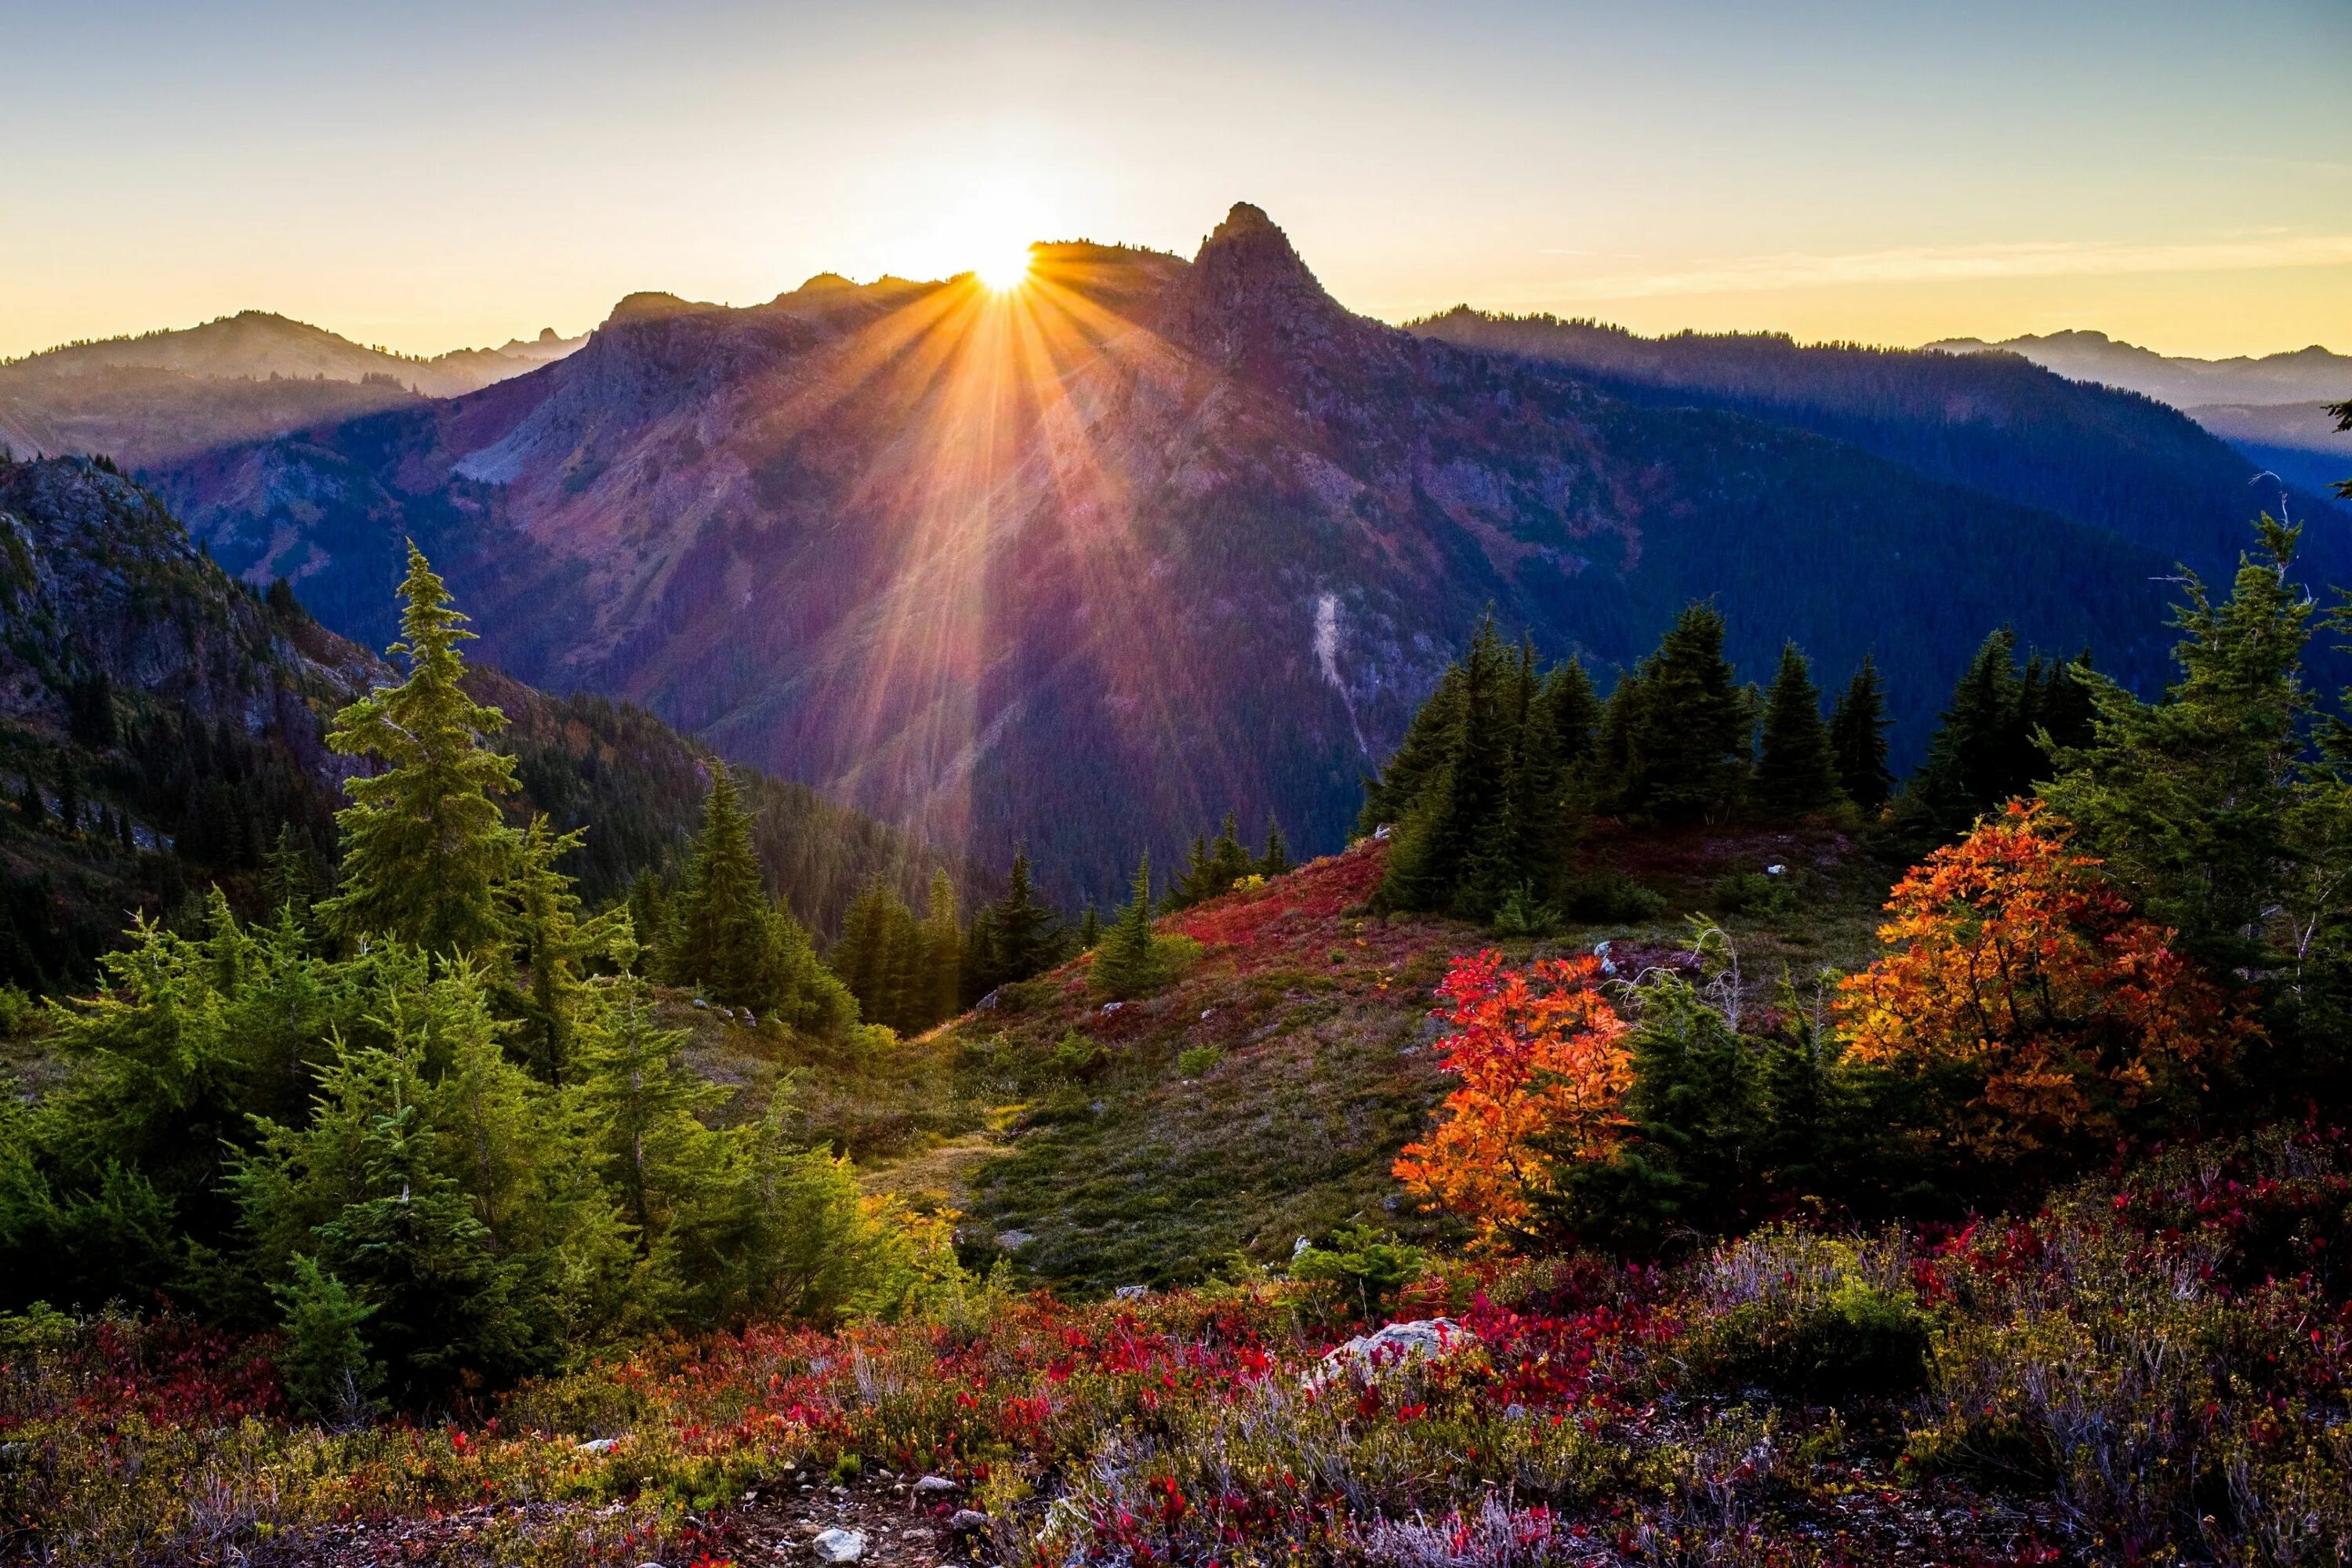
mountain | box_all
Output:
[0,313,585,470]
[1924,328,2352,408]
[0,455,948,990]
[153,204,2258,898]
[1922,329,2352,507]
[2179,401,2352,506]
[1413,310,2351,563]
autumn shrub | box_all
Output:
[1559,870,1664,924]
[1392,952,1632,1242]
[1676,1228,1931,1401]
[1838,802,2252,1170]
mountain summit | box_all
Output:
[150,202,2292,895]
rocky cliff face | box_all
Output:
[0,456,378,771]
[152,206,2192,898]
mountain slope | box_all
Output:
[0,456,947,989]
[1925,328,2352,408]
[154,205,2195,898]
[1922,329,2352,506]
[0,313,583,470]
[1413,310,2350,561]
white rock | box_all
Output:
[912,1474,959,1497]
[811,1526,866,1563]
[994,1229,1034,1249]
[949,1510,990,1534]
[1114,1284,1149,1301]
[1319,1317,1479,1374]
[575,1436,623,1454]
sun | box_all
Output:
[975,241,1035,292]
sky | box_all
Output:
[2,0,2347,362]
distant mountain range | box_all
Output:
[1925,329,2351,509]
[0,311,584,468]
[122,202,2338,898]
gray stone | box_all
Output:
[1113,1284,1149,1301]
[811,1526,866,1563]
[912,1474,959,1497]
[1319,1317,1479,1374]
[994,1229,1035,1250]
[949,1510,990,1534]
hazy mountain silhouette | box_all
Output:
[0,312,583,469]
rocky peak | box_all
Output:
[1160,202,1359,367]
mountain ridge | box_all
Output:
[144,205,2285,898]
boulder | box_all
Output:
[811,1527,866,1563]
[911,1474,959,1497]
[1320,1317,1479,1374]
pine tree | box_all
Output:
[1090,851,1165,1001]
[1828,656,1893,810]
[1615,604,1750,823]
[262,822,317,922]
[2043,518,2310,971]
[1257,815,1291,878]
[1075,898,1102,950]
[965,847,1058,998]
[319,545,520,959]
[1538,656,1602,786]
[1912,628,2023,831]
[1754,643,1843,818]
[1206,812,1252,896]
[662,765,786,1012]
[1377,618,1519,912]
[919,869,962,1029]
[499,815,622,1083]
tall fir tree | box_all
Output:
[661,765,786,1013]
[1257,815,1291,878]
[1090,851,1163,1001]
[1612,604,1750,824]
[318,545,520,959]
[1754,643,1843,818]
[2043,518,2311,973]
[1828,656,1894,811]
[920,869,962,1029]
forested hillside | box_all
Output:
[0,456,949,989]
[1411,308,2350,574]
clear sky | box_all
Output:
[3,0,2347,361]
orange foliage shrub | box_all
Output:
[1394,952,1632,1240]
[1837,802,2250,1160]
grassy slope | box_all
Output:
[818,818,1905,1297]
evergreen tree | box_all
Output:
[1754,642,1843,818]
[1908,628,2024,833]
[1376,619,1520,913]
[1613,604,1750,823]
[1257,815,1291,878]
[1090,851,1165,1001]
[1828,656,1893,811]
[1537,655,1602,788]
[964,847,1058,1000]
[1074,898,1101,950]
[2043,518,2310,973]
[919,869,962,1029]
[498,815,622,1083]
[662,766,786,1013]
[1360,659,1473,833]
[319,545,520,959]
